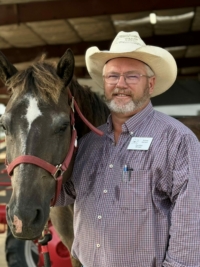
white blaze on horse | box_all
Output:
[0,49,109,267]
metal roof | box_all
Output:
[0,0,200,104]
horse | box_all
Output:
[0,49,110,267]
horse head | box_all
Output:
[0,49,75,239]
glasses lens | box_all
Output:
[104,74,119,85]
[104,73,143,84]
[125,74,140,84]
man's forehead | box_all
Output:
[104,57,146,72]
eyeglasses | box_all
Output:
[103,72,152,85]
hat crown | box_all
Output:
[85,31,177,97]
[110,31,146,53]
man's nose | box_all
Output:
[116,75,128,88]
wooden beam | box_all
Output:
[0,86,9,105]
[144,31,200,49]
[0,41,112,64]
[1,31,200,65]
[0,86,8,95]
[0,100,8,105]
[0,81,4,88]
[176,57,200,68]
[0,0,200,25]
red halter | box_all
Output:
[6,90,104,206]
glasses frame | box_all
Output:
[103,72,152,85]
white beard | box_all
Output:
[104,88,150,114]
[106,100,137,113]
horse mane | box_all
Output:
[5,55,110,138]
[68,78,110,138]
[6,56,63,104]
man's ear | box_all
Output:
[149,76,156,95]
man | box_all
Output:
[56,31,200,267]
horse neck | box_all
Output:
[68,79,109,139]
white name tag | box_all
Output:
[127,137,153,150]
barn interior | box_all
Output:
[1,2,200,266]
[0,0,200,117]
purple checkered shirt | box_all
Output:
[56,102,200,267]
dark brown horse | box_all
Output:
[0,49,109,267]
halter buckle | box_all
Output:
[53,164,64,179]
[70,97,75,113]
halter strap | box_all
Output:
[7,155,57,176]
[67,90,104,136]
[6,127,77,206]
[6,90,104,206]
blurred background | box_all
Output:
[0,0,200,116]
[1,2,200,266]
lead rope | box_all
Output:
[38,223,52,267]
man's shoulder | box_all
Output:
[152,110,198,139]
[154,110,192,130]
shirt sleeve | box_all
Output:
[163,134,200,267]
[55,180,76,206]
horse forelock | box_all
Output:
[6,58,64,104]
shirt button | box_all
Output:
[98,215,102,219]
[109,164,113,168]
[103,189,107,193]
[130,131,134,135]
[96,244,101,248]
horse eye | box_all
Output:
[0,124,7,136]
[0,118,6,132]
[1,124,6,131]
[0,122,7,132]
[55,123,69,134]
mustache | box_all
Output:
[112,88,132,96]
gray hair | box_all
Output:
[144,64,155,77]
[102,59,155,77]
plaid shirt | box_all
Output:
[56,102,200,267]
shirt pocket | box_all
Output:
[119,170,152,210]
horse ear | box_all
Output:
[57,49,75,86]
[0,51,18,84]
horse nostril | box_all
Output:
[9,205,44,228]
[32,209,42,224]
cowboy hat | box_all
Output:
[85,31,177,97]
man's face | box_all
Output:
[103,58,155,115]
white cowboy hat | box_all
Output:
[85,31,177,97]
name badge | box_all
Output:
[127,137,153,150]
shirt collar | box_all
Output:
[106,102,154,134]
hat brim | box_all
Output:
[86,45,177,97]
